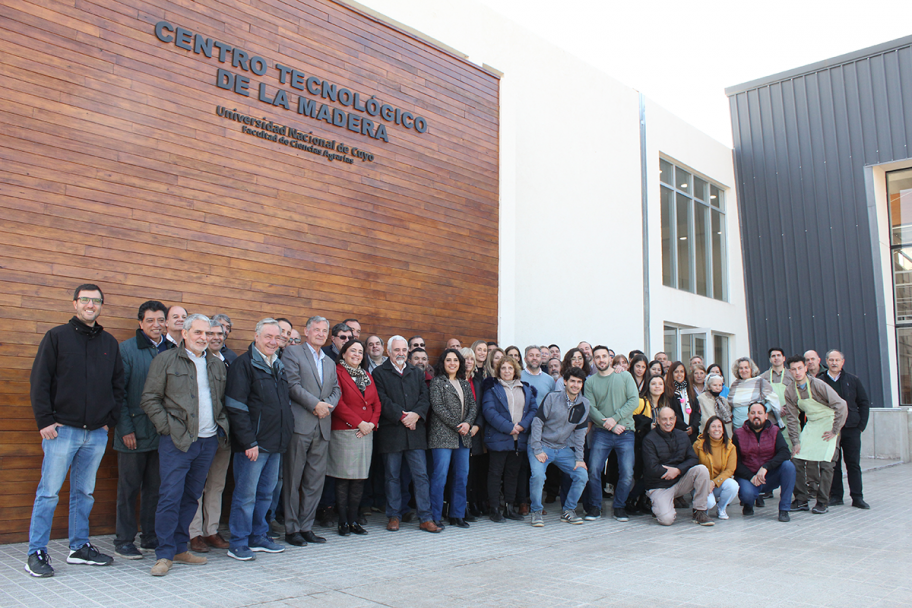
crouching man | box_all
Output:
[528,367,589,526]
[643,406,714,526]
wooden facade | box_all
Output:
[0,0,499,543]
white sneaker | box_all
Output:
[717,507,729,520]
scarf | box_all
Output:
[499,378,524,424]
[342,361,370,393]
[674,380,692,415]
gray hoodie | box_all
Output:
[530,390,589,461]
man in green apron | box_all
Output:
[784,355,847,515]
[761,347,792,437]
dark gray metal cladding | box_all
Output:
[726,35,912,408]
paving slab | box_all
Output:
[0,460,907,607]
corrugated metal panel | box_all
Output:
[728,42,912,407]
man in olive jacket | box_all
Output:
[141,314,229,577]
[113,300,173,560]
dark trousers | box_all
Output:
[831,427,863,500]
[115,450,160,548]
[487,450,522,509]
[154,435,218,560]
[466,453,488,510]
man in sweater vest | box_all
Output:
[732,402,795,522]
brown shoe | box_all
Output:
[203,534,229,549]
[189,536,209,553]
[173,551,207,565]
[150,558,172,577]
[692,510,715,527]
[419,521,441,533]
[387,517,400,531]
[519,503,530,515]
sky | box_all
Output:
[473,0,912,147]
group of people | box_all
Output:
[23,284,872,579]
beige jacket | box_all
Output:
[783,377,847,448]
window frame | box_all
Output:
[660,156,728,302]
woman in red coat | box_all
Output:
[329,340,382,536]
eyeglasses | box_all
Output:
[77,297,103,305]
[413,343,426,348]
[290,338,302,344]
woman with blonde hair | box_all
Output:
[727,357,779,430]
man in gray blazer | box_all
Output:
[281,316,341,546]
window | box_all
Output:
[663,324,731,375]
[888,167,912,404]
[660,158,727,300]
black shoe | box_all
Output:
[468,503,483,517]
[613,508,629,522]
[778,510,790,522]
[67,543,113,566]
[544,493,557,504]
[791,500,810,511]
[401,511,415,523]
[754,496,765,508]
[811,502,829,514]
[490,509,505,523]
[448,518,470,528]
[503,504,524,521]
[349,523,368,535]
[266,528,280,539]
[338,523,351,536]
[742,504,754,516]
[140,539,159,551]
[302,530,326,544]
[357,514,368,525]
[852,498,870,510]
[463,513,477,523]
[284,532,307,546]
[318,506,336,528]
[114,543,143,560]
[829,498,845,506]
[584,507,601,521]
[433,520,446,530]
[760,491,774,499]
[25,550,54,578]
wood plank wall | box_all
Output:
[0,0,499,544]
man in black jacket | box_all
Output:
[225,319,293,561]
[642,406,714,526]
[732,402,795,522]
[26,284,126,577]
[372,335,439,533]
[822,350,871,509]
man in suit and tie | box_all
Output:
[281,316,341,546]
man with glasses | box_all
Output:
[212,314,238,364]
[289,329,302,346]
[322,322,352,362]
[26,284,125,577]
[408,336,426,351]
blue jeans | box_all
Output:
[430,447,469,520]
[384,450,431,522]
[229,451,282,549]
[705,478,739,512]
[28,426,108,554]
[736,460,796,511]
[155,435,219,560]
[528,446,587,513]
[587,429,635,510]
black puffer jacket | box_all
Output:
[642,426,698,490]
[31,317,125,431]
[225,344,293,453]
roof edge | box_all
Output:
[725,33,912,97]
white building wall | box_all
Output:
[347,0,748,358]
[644,101,750,364]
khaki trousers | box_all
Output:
[189,441,230,537]
[647,464,712,526]
[794,459,835,505]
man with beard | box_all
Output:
[732,402,795,522]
